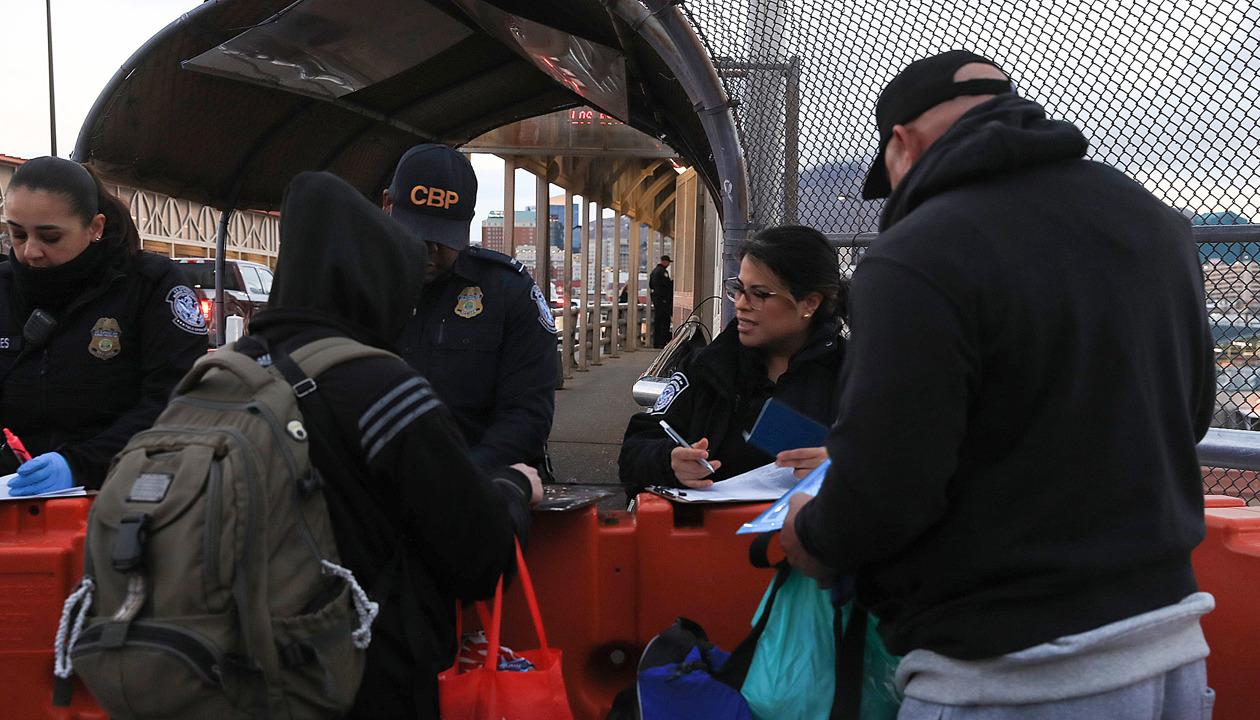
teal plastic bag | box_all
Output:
[740,569,902,720]
[741,568,835,720]
[839,603,902,720]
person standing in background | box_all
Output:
[649,254,673,347]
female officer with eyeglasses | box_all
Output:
[619,225,848,496]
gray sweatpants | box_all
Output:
[897,659,1213,720]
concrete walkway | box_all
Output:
[549,350,660,488]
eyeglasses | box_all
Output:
[724,277,786,308]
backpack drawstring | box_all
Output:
[320,560,379,649]
[53,575,95,679]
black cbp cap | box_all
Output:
[862,50,1015,200]
[388,144,478,250]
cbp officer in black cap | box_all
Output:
[383,145,558,475]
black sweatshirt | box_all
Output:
[620,318,845,495]
[796,96,1215,660]
[250,172,531,718]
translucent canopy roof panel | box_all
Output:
[72,0,715,213]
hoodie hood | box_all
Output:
[880,95,1089,230]
[255,171,426,348]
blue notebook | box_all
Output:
[745,398,829,457]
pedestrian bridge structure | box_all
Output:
[3,0,1260,718]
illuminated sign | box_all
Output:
[568,109,621,127]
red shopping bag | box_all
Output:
[438,539,573,720]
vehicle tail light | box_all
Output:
[199,299,213,322]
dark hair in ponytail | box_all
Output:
[10,156,140,256]
[738,225,847,324]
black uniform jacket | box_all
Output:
[796,95,1216,659]
[649,263,673,307]
[399,246,558,470]
[253,172,532,719]
[0,251,206,488]
[619,318,845,496]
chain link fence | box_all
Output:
[681,0,1260,500]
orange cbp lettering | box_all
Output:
[410,185,460,208]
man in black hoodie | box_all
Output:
[782,52,1216,718]
[244,172,541,718]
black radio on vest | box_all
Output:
[22,309,58,351]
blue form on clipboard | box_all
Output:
[736,459,831,535]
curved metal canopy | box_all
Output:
[72,0,721,213]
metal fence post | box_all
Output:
[592,202,604,365]
[534,162,551,292]
[213,208,233,348]
[627,220,641,351]
[610,212,622,357]
[578,199,591,371]
[503,156,516,257]
[562,189,574,378]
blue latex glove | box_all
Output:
[9,453,74,496]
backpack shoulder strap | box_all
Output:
[287,337,400,382]
[174,345,275,396]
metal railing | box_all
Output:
[553,302,650,372]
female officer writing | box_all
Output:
[619,225,847,495]
[0,156,207,493]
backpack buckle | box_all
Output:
[112,513,151,573]
[292,378,317,397]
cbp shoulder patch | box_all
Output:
[651,372,690,414]
[167,285,208,335]
[531,284,557,334]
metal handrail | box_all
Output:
[1198,428,1260,472]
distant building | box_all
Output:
[481,210,537,255]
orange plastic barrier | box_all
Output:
[7,492,1258,720]
[493,503,639,718]
[0,498,106,720]
[631,495,776,653]
[1192,506,1260,720]
[499,495,775,720]
[1203,495,1246,508]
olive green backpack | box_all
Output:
[53,337,392,719]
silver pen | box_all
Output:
[659,420,717,475]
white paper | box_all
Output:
[0,473,87,501]
[648,462,799,503]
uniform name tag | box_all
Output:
[0,336,21,352]
[128,473,173,503]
